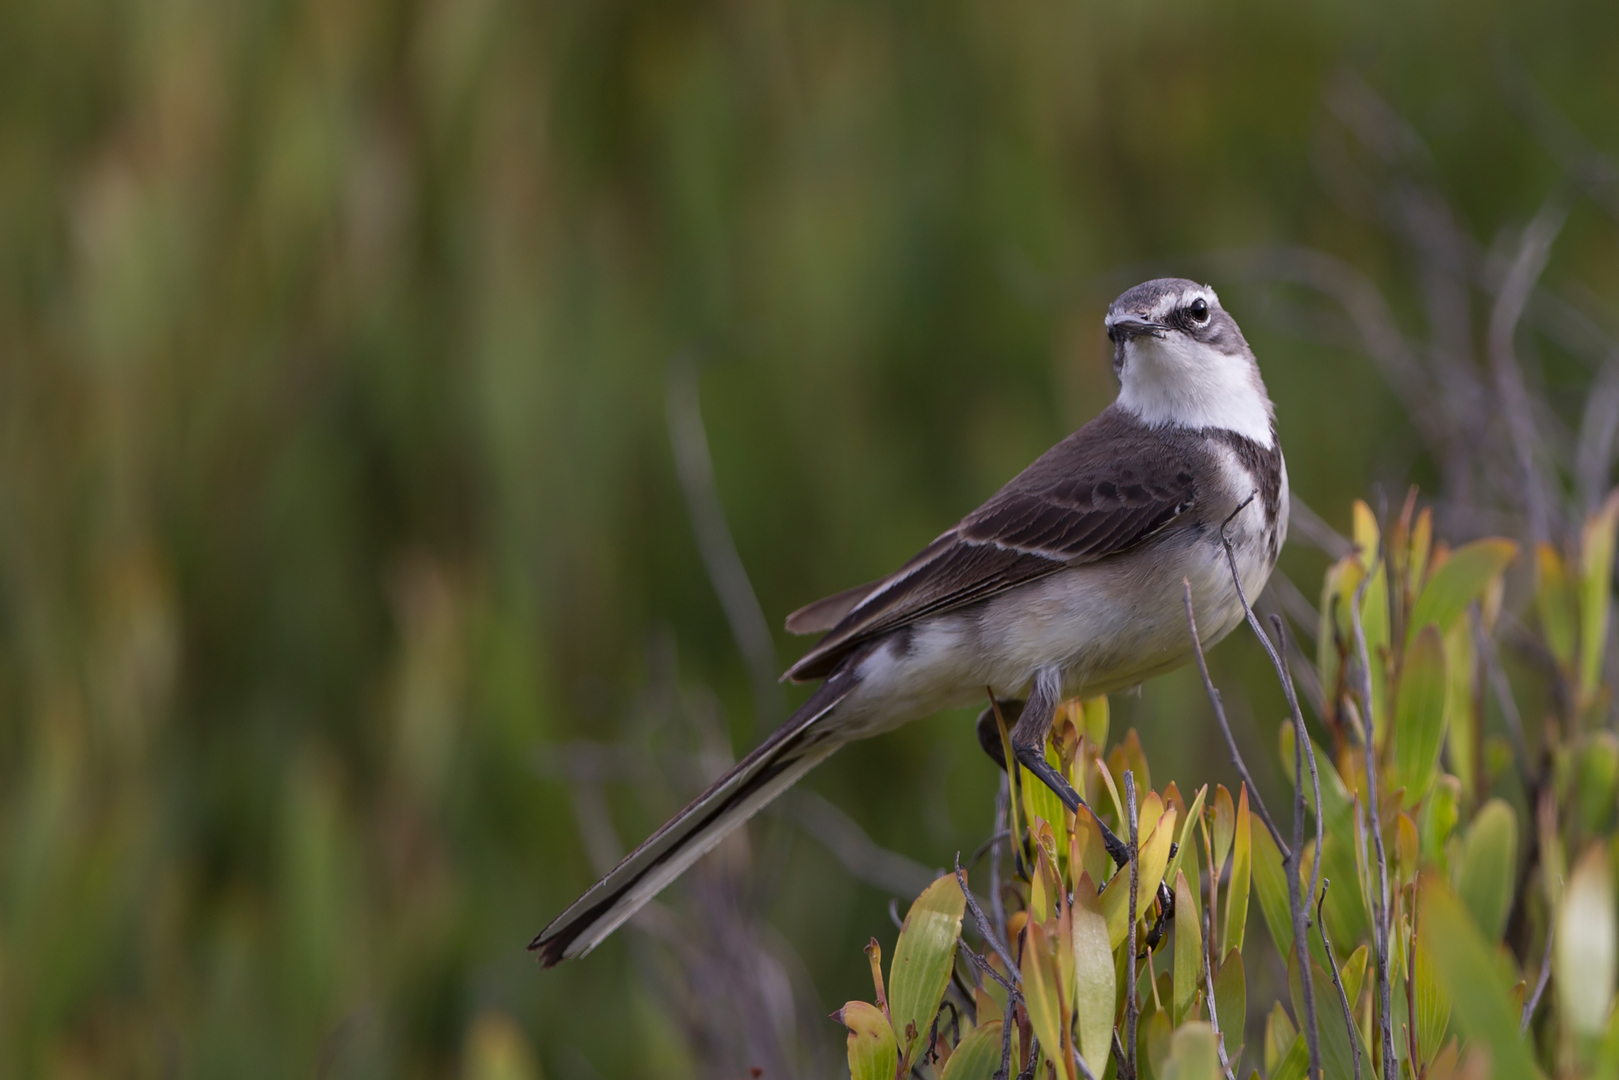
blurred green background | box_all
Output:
[1,0,1617,1075]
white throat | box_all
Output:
[1116,336,1275,448]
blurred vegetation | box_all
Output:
[1,0,1618,1076]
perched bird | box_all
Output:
[532,278,1287,966]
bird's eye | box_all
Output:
[1189,298,1209,322]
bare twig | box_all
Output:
[1202,907,1238,1080]
[957,855,1021,987]
[1522,915,1555,1034]
[1216,499,1324,1078]
[1350,579,1399,1080]
[1485,198,1568,549]
[1316,880,1362,1080]
[1184,578,1290,857]
[1125,772,1141,1080]
[666,352,782,732]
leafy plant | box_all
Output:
[836,492,1619,1079]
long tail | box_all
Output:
[530,668,858,966]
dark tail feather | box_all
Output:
[530,672,856,966]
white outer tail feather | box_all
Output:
[531,676,855,965]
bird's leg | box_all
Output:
[1010,668,1130,868]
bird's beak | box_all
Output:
[1107,316,1169,341]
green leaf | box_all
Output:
[1339,943,1368,1007]
[1407,539,1519,646]
[1020,919,1065,1076]
[1581,490,1619,705]
[1162,785,1207,899]
[1456,799,1518,942]
[1071,878,1115,1078]
[1249,813,1292,958]
[1392,624,1448,805]
[1268,1033,1310,1080]
[1102,805,1177,949]
[1212,950,1246,1064]
[888,873,967,1067]
[1263,1002,1297,1075]
[1413,936,1450,1070]
[1536,543,1579,671]
[939,1020,1008,1080]
[1556,843,1617,1037]
[1418,874,1545,1080]
[837,1000,898,1080]
[1172,869,1201,1027]
[1578,733,1619,835]
[1442,619,1479,806]
[1224,785,1251,958]
[1159,1022,1221,1080]
[1420,775,1461,870]
[1080,695,1110,752]
[1211,785,1235,878]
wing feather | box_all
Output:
[784,409,1200,682]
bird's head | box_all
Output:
[1104,278,1275,449]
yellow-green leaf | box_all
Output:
[1413,934,1450,1070]
[1443,618,1479,806]
[1392,624,1449,804]
[1408,538,1519,645]
[1537,542,1579,671]
[1081,695,1110,752]
[1211,785,1235,877]
[888,874,967,1068]
[1457,799,1518,942]
[1159,1022,1221,1080]
[1556,843,1617,1037]
[1020,920,1065,1077]
[1224,785,1251,958]
[1269,1034,1311,1080]
[1340,943,1368,1006]
[1162,785,1208,897]
[1249,814,1291,958]
[1071,876,1115,1079]
[1102,806,1177,949]
[1578,734,1619,835]
[1264,1002,1297,1075]
[1172,870,1201,1027]
[837,1000,899,1080]
[1418,874,1546,1080]
[1581,490,1619,705]
[939,1019,1010,1080]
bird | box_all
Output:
[531,277,1288,966]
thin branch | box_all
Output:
[1485,197,1568,549]
[1522,915,1555,1034]
[956,856,1021,987]
[1215,496,1325,1080]
[1316,880,1362,1080]
[1202,907,1239,1080]
[1289,494,1355,560]
[1184,578,1290,857]
[1349,579,1399,1080]
[1125,772,1141,1080]
[666,351,783,732]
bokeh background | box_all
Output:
[2,0,1618,1075]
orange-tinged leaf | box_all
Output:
[1020,920,1066,1077]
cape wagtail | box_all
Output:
[533,278,1287,966]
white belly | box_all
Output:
[832,488,1284,739]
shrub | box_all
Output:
[835,493,1619,1080]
